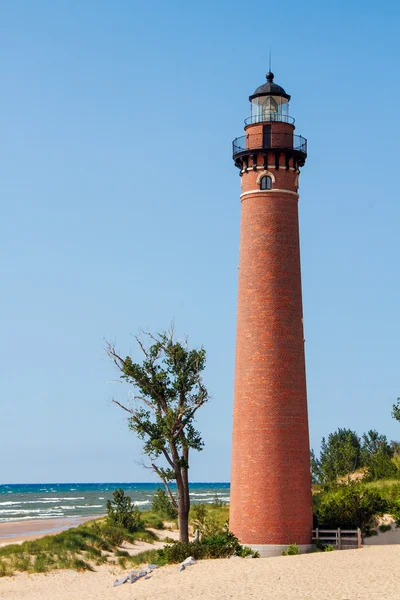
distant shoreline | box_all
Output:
[0,515,103,546]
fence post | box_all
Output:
[315,528,319,541]
[337,528,341,550]
[357,528,361,549]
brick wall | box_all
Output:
[230,122,313,546]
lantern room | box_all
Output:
[248,71,292,125]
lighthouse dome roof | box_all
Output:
[249,72,291,101]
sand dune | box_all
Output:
[1,545,400,599]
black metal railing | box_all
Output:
[232,133,307,158]
[244,114,295,126]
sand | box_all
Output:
[0,516,101,546]
[1,545,400,599]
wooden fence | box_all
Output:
[312,528,362,549]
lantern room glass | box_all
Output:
[251,95,290,123]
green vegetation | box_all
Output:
[392,398,400,422]
[313,484,387,529]
[190,502,229,538]
[311,428,398,486]
[281,543,300,556]
[152,488,178,520]
[0,500,163,577]
[107,328,210,543]
[106,488,143,532]
[0,500,248,577]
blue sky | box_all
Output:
[1,0,399,483]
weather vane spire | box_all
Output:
[269,45,272,73]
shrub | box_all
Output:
[366,453,398,482]
[159,532,256,562]
[324,544,335,552]
[106,488,143,533]
[191,503,207,525]
[151,488,178,520]
[281,543,300,556]
[0,560,12,577]
[378,524,392,532]
[313,484,388,529]
[100,524,126,547]
[190,503,226,539]
[32,554,48,573]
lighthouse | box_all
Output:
[230,72,313,556]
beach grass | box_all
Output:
[0,501,232,577]
[0,516,160,576]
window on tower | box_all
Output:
[260,176,272,190]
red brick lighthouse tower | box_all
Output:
[230,71,313,556]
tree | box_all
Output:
[361,430,393,461]
[106,328,209,543]
[392,399,400,422]
[310,449,322,485]
[360,429,395,480]
[106,488,142,532]
[313,428,362,486]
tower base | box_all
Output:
[249,544,314,557]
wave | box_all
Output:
[133,501,150,506]
[38,497,85,501]
[189,493,217,497]
[0,509,64,515]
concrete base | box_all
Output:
[249,544,314,557]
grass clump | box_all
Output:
[281,543,300,556]
[190,503,229,538]
[0,560,13,577]
[0,509,157,577]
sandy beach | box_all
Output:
[0,545,399,599]
[0,516,101,546]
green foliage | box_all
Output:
[151,488,178,520]
[191,503,207,524]
[366,452,398,481]
[0,517,158,576]
[363,525,378,537]
[281,543,300,556]
[107,330,210,542]
[141,511,165,530]
[314,540,335,552]
[313,484,387,528]
[106,488,143,533]
[378,523,392,532]
[312,429,362,485]
[158,532,257,563]
[392,399,400,422]
[101,524,126,547]
[211,494,225,509]
[360,430,397,481]
[189,503,229,539]
[0,560,12,577]
[111,331,209,462]
[312,427,400,485]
